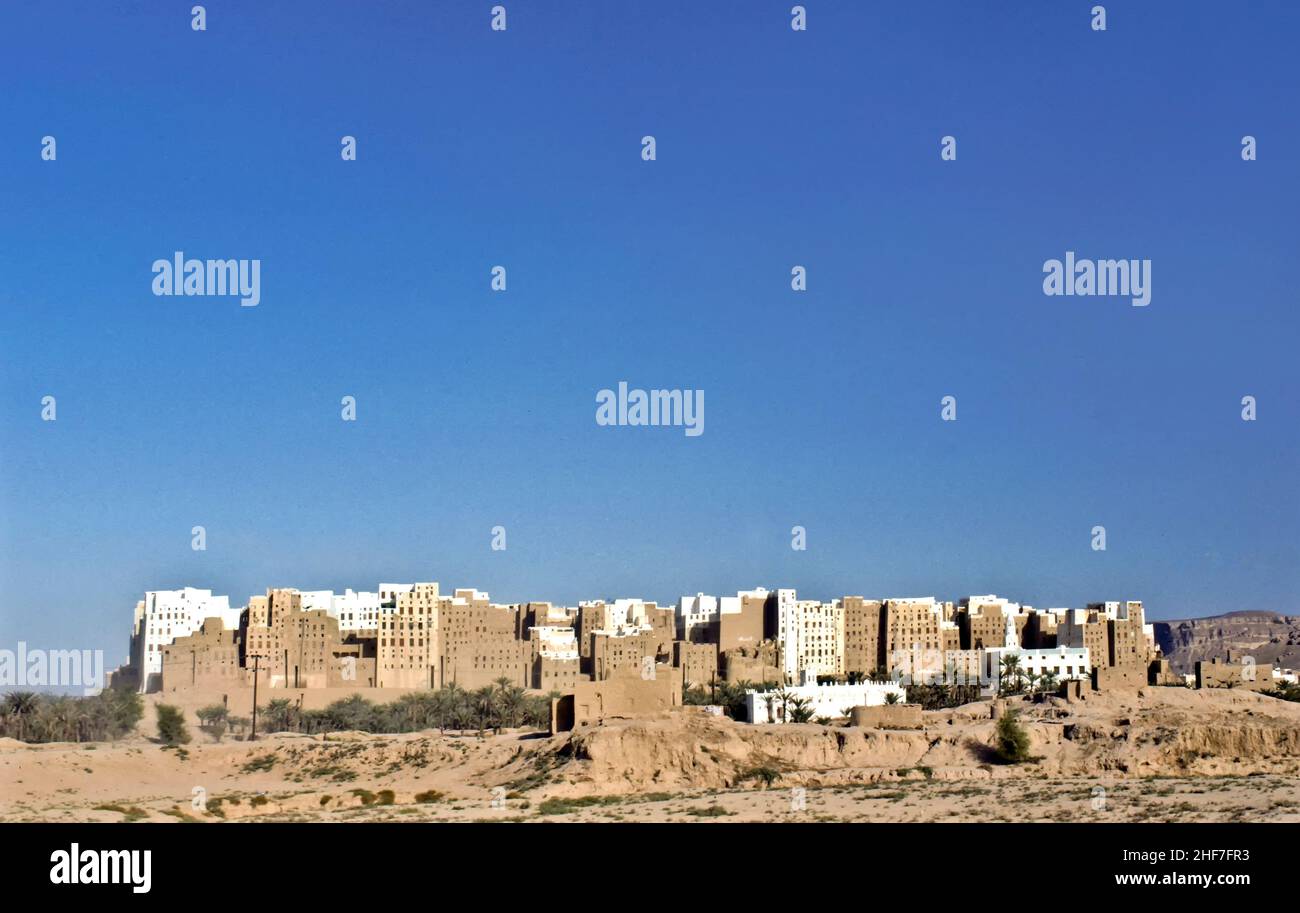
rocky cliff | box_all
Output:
[1154,611,1300,674]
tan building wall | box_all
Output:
[884,600,943,663]
[577,601,604,667]
[960,602,1028,650]
[1058,611,1109,671]
[326,650,376,688]
[941,624,961,653]
[675,641,718,689]
[521,602,575,636]
[1108,614,1147,668]
[533,655,581,692]
[161,620,242,691]
[438,590,527,689]
[718,593,766,653]
[842,597,883,676]
[848,704,923,730]
[376,582,439,689]
[1149,658,1182,686]
[721,642,782,685]
[1093,664,1147,691]
[1026,611,1058,649]
[243,589,342,689]
[1196,658,1275,691]
[591,630,664,681]
[646,603,677,650]
[551,671,682,733]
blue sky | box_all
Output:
[1,1,1298,664]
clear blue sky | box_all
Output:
[2,1,1298,666]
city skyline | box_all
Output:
[116,580,1153,698]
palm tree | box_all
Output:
[775,688,796,723]
[83,697,113,742]
[438,682,465,732]
[262,698,297,733]
[325,694,376,731]
[998,655,1023,695]
[47,697,80,742]
[5,692,39,742]
[716,681,752,719]
[495,682,526,729]
[928,681,951,709]
[1038,670,1059,695]
[787,697,815,724]
[472,686,497,737]
[391,693,424,731]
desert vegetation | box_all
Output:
[0,689,143,743]
[253,679,559,737]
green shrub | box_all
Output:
[687,804,733,817]
[155,704,191,746]
[994,710,1032,763]
[738,765,781,787]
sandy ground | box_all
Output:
[4,686,1300,823]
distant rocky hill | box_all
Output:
[1154,611,1300,674]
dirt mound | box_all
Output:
[507,688,1300,796]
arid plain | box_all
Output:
[4,687,1300,824]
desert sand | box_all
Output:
[4,686,1300,823]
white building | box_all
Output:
[593,598,656,635]
[745,677,906,724]
[294,588,384,633]
[297,590,333,609]
[772,589,845,683]
[676,593,719,641]
[378,582,415,607]
[675,592,751,641]
[131,587,241,692]
[531,626,579,660]
[984,614,1089,693]
[892,645,984,685]
[331,589,384,632]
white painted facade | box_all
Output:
[675,591,750,640]
[295,588,383,632]
[984,615,1090,690]
[676,593,719,640]
[773,590,845,682]
[592,598,656,635]
[332,589,383,632]
[745,678,906,724]
[132,587,241,692]
[378,582,415,607]
[531,625,579,660]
